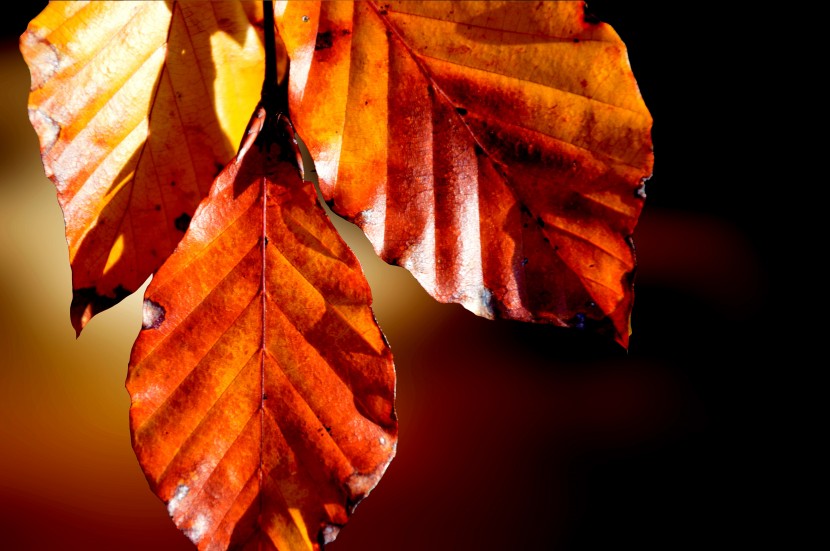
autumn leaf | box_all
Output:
[20,0,268,334]
[277,1,653,345]
[21,0,653,549]
[127,104,397,550]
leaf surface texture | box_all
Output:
[277,0,653,345]
[127,107,397,550]
[21,0,266,332]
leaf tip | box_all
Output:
[70,285,132,336]
[343,433,398,516]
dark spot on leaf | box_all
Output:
[170,180,176,187]
[174,213,191,232]
[262,393,268,401]
[580,79,588,88]
[214,162,224,176]
[573,38,580,43]
[264,236,269,245]
[340,29,351,36]
[536,216,545,228]
[519,203,532,217]
[154,204,161,211]
[142,299,165,330]
[455,107,468,116]
[521,257,529,266]
[315,31,333,50]
[473,143,485,156]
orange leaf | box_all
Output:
[277,1,653,346]
[127,105,396,550]
[21,1,267,334]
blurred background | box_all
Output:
[1,2,777,550]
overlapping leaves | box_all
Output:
[22,0,266,333]
[22,1,652,549]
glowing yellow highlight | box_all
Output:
[104,170,134,202]
[209,7,265,147]
[103,233,125,275]
[287,508,313,550]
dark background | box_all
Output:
[1,2,779,550]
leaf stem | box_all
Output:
[261,0,281,111]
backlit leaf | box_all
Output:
[277,0,653,345]
[21,0,266,333]
[127,105,397,550]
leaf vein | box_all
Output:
[154,343,261,488]
[136,239,260,367]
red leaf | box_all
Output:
[127,106,397,550]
